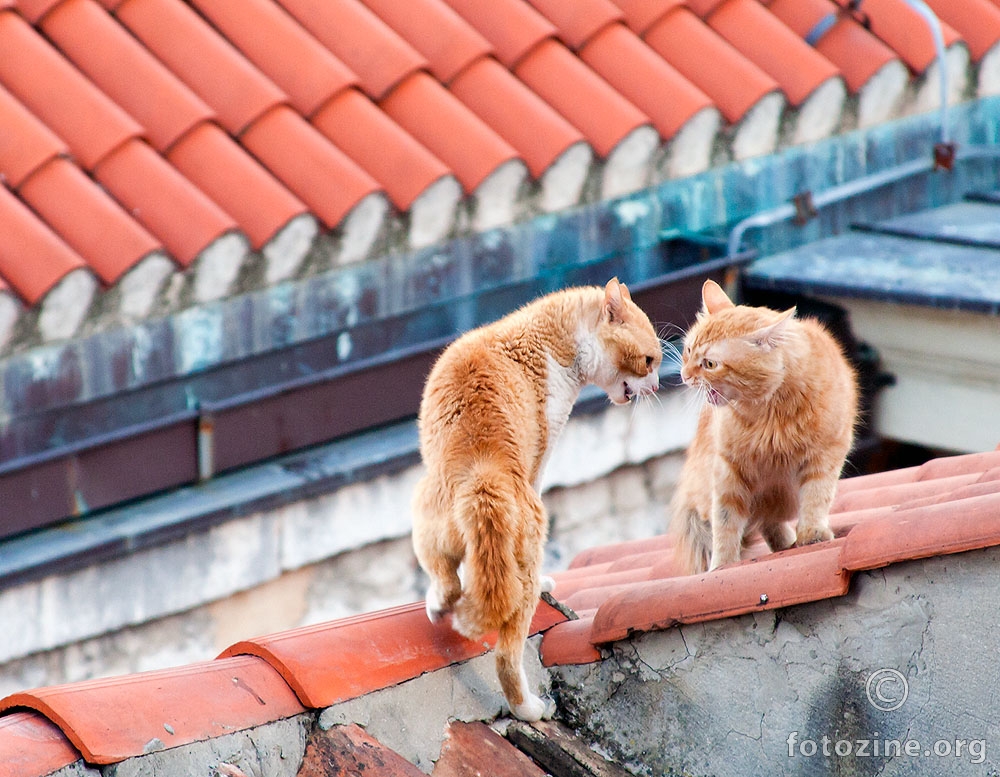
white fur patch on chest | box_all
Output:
[545,353,582,444]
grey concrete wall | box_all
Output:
[552,547,1000,776]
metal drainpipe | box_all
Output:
[726,0,966,258]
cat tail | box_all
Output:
[670,493,713,575]
[451,461,531,639]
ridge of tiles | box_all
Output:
[4,448,1000,773]
[0,0,995,352]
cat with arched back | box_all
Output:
[412,278,662,720]
[670,280,858,575]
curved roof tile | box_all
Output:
[0,656,306,765]
[526,0,623,50]
[0,9,142,169]
[275,0,427,101]
[188,0,359,117]
[857,0,963,73]
[40,0,213,153]
[21,157,162,285]
[361,0,493,85]
[924,0,1000,62]
[113,0,286,135]
[0,82,66,189]
[609,0,687,35]
[0,712,79,777]
[442,0,557,70]
[0,184,88,305]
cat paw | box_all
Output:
[510,693,548,722]
[796,526,834,546]
[540,575,556,594]
[426,603,448,624]
[425,586,450,624]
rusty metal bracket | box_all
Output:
[792,191,818,225]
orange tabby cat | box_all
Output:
[671,280,857,574]
[412,278,662,720]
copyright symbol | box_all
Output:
[866,668,908,712]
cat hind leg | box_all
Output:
[495,613,548,721]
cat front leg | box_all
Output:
[795,474,837,546]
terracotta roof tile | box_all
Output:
[853,0,963,73]
[275,0,427,101]
[0,83,65,188]
[434,721,548,777]
[538,616,602,667]
[925,0,1000,62]
[220,599,568,708]
[609,0,687,35]
[0,655,306,765]
[525,0,623,51]
[39,0,213,152]
[0,711,80,777]
[361,0,493,85]
[300,724,425,777]
[0,9,142,169]
[443,0,556,70]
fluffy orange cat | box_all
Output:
[412,278,662,720]
[671,280,857,574]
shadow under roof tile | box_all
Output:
[449,56,586,178]
[361,0,493,85]
[312,87,453,211]
[0,82,66,188]
[0,185,89,306]
[0,711,80,777]
[442,0,557,70]
[240,105,383,230]
[19,157,162,285]
[114,0,285,136]
[527,0,623,50]
[189,0,359,118]
[589,540,849,644]
[841,491,1000,572]
[275,0,427,101]
[0,656,306,766]
[41,0,214,153]
[380,72,521,192]
[0,9,142,169]
[166,121,309,250]
[539,615,601,666]
[641,5,780,124]
[220,599,568,709]
[435,721,548,777]
[94,138,238,268]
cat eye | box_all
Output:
[645,355,654,369]
[701,358,718,370]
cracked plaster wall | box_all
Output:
[552,546,1000,776]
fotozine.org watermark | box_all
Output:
[786,669,987,765]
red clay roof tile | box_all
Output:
[380,72,522,191]
[19,157,162,284]
[854,0,963,73]
[166,121,309,250]
[189,0,359,117]
[435,721,548,777]
[830,471,981,513]
[40,0,213,152]
[220,599,568,708]
[0,83,65,188]
[926,0,1000,62]
[567,532,674,568]
[0,9,142,169]
[0,711,80,777]
[240,105,383,229]
[449,56,585,178]
[640,5,781,123]
[538,616,602,667]
[443,0,557,70]
[94,139,237,268]
[588,540,850,644]
[609,0,687,34]
[526,0,623,50]
[0,185,88,305]
[300,724,425,777]
[311,88,453,211]
[361,0,493,85]
[114,0,285,136]
[0,655,306,765]
[275,0,427,101]
[699,0,841,107]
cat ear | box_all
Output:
[745,307,796,351]
[701,280,735,315]
[604,277,626,323]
